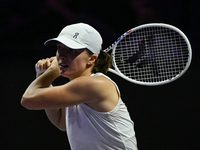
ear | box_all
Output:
[87,54,97,66]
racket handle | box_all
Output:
[35,64,47,74]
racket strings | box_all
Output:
[114,26,189,83]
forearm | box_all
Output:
[21,67,59,109]
[35,67,58,87]
[24,67,58,94]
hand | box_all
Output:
[36,57,55,71]
[36,57,59,77]
[50,57,58,68]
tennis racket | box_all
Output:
[104,23,192,86]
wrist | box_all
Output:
[47,66,60,78]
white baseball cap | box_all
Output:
[44,23,103,56]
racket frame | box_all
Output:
[104,23,192,86]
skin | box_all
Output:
[21,43,119,131]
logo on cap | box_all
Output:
[73,32,79,39]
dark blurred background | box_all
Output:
[1,0,199,149]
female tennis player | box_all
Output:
[21,23,138,150]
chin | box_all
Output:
[59,71,72,79]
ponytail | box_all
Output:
[92,50,112,74]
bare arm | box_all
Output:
[38,57,66,131]
[45,108,66,131]
[22,57,66,131]
[21,57,118,130]
[21,75,103,109]
[21,57,60,108]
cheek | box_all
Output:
[74,57,89,71]
[74,58,88,68]
[76,53,90,64]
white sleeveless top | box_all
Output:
[65,73,137,150]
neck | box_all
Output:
[69,68,93,81]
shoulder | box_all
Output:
[73,75,119,112]
[66,75,116,98]
[67,75,114,92]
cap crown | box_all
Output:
[45,23,103,56]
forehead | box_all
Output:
[57,43,86,51]
[56,43,89,57]
[57,43,69,48]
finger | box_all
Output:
[39,59,46,71]
[47,59,51,68]
[43,58,49,70]
[37,60,43,69]
[49,56,56,63]
[36,60,41,68]
[51,58,58,66]
[36,58,52,71]
[40,63,44,71]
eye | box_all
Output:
[68,49,80,55]
[69,49,76,52]
[57,45,62,50]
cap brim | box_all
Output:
[44,37,87,49]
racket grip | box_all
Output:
[35,64,47,74]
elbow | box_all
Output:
[21,95,31,109]
[21,95,36,110]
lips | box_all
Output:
[59,63,69,68]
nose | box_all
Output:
[60,56,67,61]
